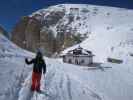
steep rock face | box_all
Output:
[12,5,83,56]
[11,16,29,49]
[42,10,65,27]
[24,17,41,51]
[40,27,56,56]
[12,16,41,52]
[11,5,86,56]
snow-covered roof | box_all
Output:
[62,46,94,56]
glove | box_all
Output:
[25,58,28,63]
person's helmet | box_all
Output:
[36,49,43,59]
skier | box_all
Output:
[25,51,46,92]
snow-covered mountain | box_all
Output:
[48,4,133,62]
[31,4,133,36]
[2,4,133,100]
[12,4,133,56]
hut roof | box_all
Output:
[65,46,94,56]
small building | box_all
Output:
[61,46,95,66]
[70,8,79,15]
[107,57,123,64]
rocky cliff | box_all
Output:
[12,4,86,56]
[12,4,133,56]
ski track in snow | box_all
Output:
[18,59,102,100]
[66,75,72,100]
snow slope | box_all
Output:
[62,25,133,62]
[1,4,133,100]
[1,30,133,100]
[0,34,33,100]
[18,57,133,100]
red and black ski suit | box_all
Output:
[25,54,46,91]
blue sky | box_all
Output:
[0,0,133,32]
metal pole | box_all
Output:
[36,92,37,100]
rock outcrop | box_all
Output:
[11,5,88,56]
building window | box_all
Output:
[81,59,85,63]
[68,59,72,63]
[75,59,79,65]
[63,56,66,62]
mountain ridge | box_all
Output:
[0,25,9,38]
[11,4,133,57]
